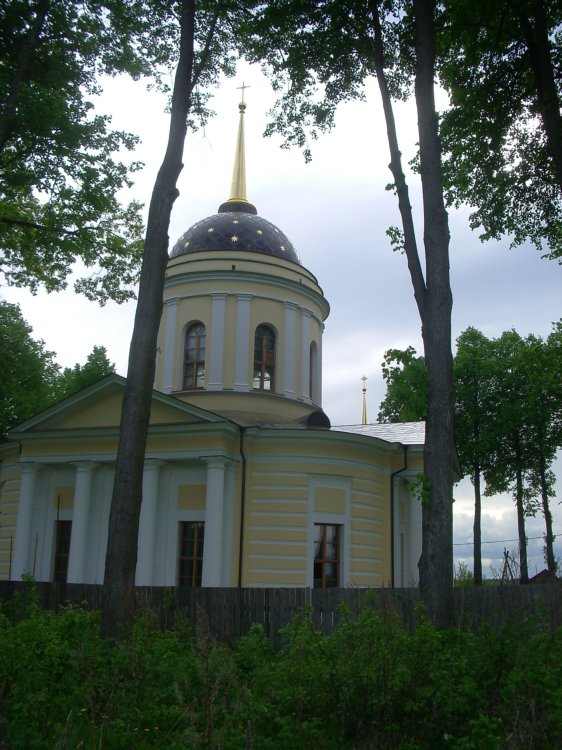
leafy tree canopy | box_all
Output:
[51,345,115,402]
[0,0,238,303]
[436,0,562,260]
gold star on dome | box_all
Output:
[208,227,214,233]
[184,241,189,247]
[280,245,286,252]
[256,229,263,235]
[231,235,239,243]
[233,219,239,224]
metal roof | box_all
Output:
[331,421,425,445]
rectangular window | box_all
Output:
[178,521,204,587]
[314,523,340,588]
[53,520,72,583]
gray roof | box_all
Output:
[331,421,425,445]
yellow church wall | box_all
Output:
[314,486,345,514]
[243,462,308,586]
[178,484,205,510]
[174,391,317,422]
[49,392,123,429]
[47,391,205,432]
[238,430,397,588]
[175,293,212,326]
[18,437,119,460]
[54,486,74,510]
[166,252,327,301]
[351,471,391,585]
[0,453,20,579]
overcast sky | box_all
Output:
[3,61,561,579]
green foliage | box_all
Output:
[437,0,562,261]
[378,324,562,503]
[0,1,243,303]
[1,602,562,749]
[378,345,428,422]
[454,561,475,587]
[0,300,58,440]
[240,0,411,162]
[410,471,430,506]
[378,322,562,578]
[51,345,115,402]
[0,1,152,302]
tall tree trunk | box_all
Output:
[514,455,529,583]
[539,453,556,574]
[516,0,562,194]
[413,0,455,627]
[371,0,454,625]
[473,463,482,585]
[101,0,196,639]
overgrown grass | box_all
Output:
[1,588,561,749]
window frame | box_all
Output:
[177,520,205,587]
[313,523,341,588]
[183,322,206,390]
[253,324,276,391]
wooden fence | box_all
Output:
[1,581,561,646]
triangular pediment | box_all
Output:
[10,375,227,434]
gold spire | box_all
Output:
[361,376,368,425]
[219,82,257,214]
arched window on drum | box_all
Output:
[253,324,275,391]
[183,322,206,389]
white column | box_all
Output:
[318,322,325,407]
[300,308,312,403]
[136,459,164,586]
[283,301,298,398]
[234,294,252,391]
[11,463,42,580]
[67,462,98,583]
[201,457,226,587]
[162,297,179,393]
[408,482,423,585]
[208,293,226,390]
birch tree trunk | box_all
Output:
[101,0,196,639]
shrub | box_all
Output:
[0,596,561,749]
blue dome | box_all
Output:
[170,201,301,265]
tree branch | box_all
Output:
[0,0,50,152]
[368,0,427,322]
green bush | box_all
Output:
[0,593,561,749]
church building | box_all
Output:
[0,98,424,590]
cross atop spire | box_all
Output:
[237,81,250,103]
